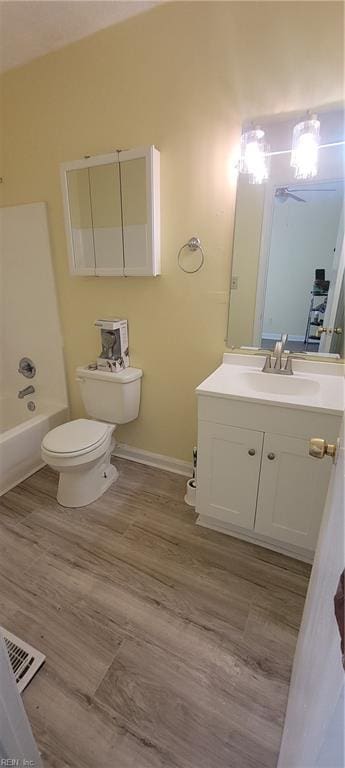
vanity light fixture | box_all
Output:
[291,112,320,179]
[239,126,270,184]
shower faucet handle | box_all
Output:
[18,357,36,378]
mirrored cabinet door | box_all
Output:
[120,146,160,277]
[66,168,95,274]
[120,156,147,275]
[89,162,124,276]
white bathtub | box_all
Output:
[0,397,69,495]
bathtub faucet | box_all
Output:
[18,385,35,399]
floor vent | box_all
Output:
[1,627,45,692]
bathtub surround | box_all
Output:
[0,204,68,493]
[0,2,343,461]
[0,204,67,407]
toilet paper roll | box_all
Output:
[184,478,196,507]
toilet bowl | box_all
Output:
[41,419,118,507]
[41,365,142,507]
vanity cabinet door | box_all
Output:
[196,422,263,529]
[255,433,331,551]
[119,146,160,276]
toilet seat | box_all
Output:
[41,419,111,459]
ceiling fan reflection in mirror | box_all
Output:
[275,186,337,203]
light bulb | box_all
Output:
[239,127,269,184]
[291,114,320,179]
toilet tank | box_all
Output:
[76,366,142,424]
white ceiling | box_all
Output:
[0,0,159,73]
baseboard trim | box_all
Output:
[113,442,192,477]
[196,514,314,563]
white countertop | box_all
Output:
[196,354,344,415]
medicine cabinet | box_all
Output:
[60,146,160,277]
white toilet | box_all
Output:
[41,365,142,507]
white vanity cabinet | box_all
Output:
[196,356,343,561]
[61,146,160,277]
[197,404,337,559]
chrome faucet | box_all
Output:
[264,351,306,376]
[18,385,35,399]
[273,333,288,371]
[258,333,290,374]
[283,352,306,375]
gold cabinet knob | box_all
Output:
[309,438,337,460]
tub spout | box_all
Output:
[18,385,35,399]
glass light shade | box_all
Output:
[239,128,269,184]
[291,116,320,179]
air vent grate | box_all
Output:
[1,627,45,692]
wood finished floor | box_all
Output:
[0,459,311,768]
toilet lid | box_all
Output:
[42,419,109,454]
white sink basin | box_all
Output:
[240,370,320,397]
[196,353,344,415]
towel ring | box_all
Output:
[178,236,205,273]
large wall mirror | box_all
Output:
[227,108,345,358]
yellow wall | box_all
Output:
[1,2,343,460]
